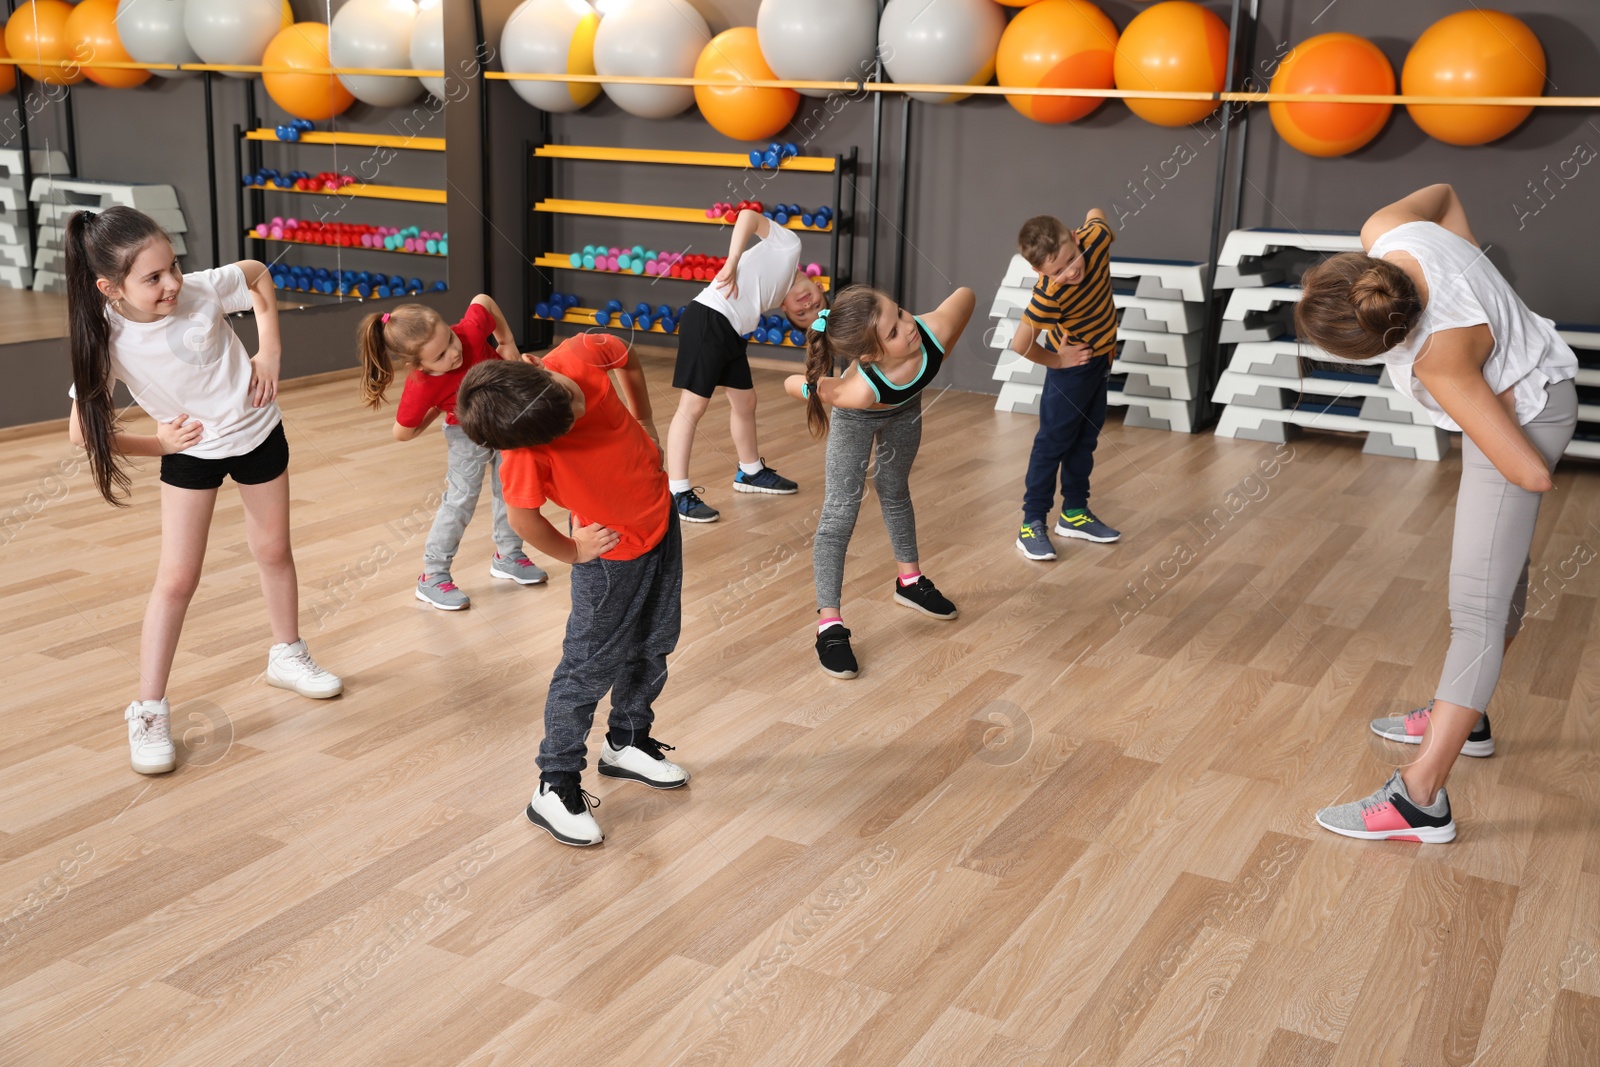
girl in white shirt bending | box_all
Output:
[1295,184,1577,843]
[66,206,342,777]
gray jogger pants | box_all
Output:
[538,510,682,779]
[1438,379,1577,711]
[422,423,522,575]
[814,398,923,611]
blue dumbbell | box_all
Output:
[749,149,764,167]
[790,329,805,346]
[374,285,390,298]
[661,316,676,334]
[634,303,650,318]
[535,301,550,318]
[638,315,652,331]
[432,281,447,292]
[605,299,623,313]
[619,312,634,328]
[292,118,314,132]
[782,142,798,159]
[656,304,672,319]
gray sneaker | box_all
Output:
[1015,519,1057,560]
[490,550,548,585]
[1370,700,1494,757]
[416,573,470,610]
[1315,770,1455,843]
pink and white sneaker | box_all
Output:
[1315,770,1456,843]
[1370,700,1495,757]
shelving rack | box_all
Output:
[525,139,858,349]
[234,126,448,302]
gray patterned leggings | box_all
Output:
[813,398,923,611]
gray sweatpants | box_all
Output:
[423,423,523,575]
[1438,379,1577,711]
[538,510,682,778]
[814,399,923,610]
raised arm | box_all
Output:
[710,210,771,302]
[238,259,282,408]
[1414,326,1551,492]
[918,287,976,357]
[471,294,519,360]
[1361,184,1477,251]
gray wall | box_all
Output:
[480,0,1600,396]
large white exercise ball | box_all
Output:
[410,0,445,99]
[331,0,424,108]
[592,0,710,119]
[116,0,199,79]
[756,0,878,100]
[878,0,1005,104]
[502,0,601,113]
[184,0,285,79]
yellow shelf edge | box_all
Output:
[245,183,446,205]
[535,145,835,172]
[549,307,805,348]
[533,199,831,232]
[246,129,445,152]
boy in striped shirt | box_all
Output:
[1009,209,1122,562]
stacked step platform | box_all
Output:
[1561,326,1600,462]
[1210,227,1451,461]
[29,178,188,293]
[0,149,69,289]
[988,253,1211,432]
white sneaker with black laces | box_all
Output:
[598,736,689,788]
[527,778,604,846]
[125,699,176,775]
[266,639,344,698]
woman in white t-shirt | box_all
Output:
[66,206,342,776]
[1294,184,1578,843]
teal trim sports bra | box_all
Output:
[857,316,945,406]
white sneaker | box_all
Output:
[126,699,176,775]
[598,736,689,788]
[526,779,603,846]
[266,639,344,698]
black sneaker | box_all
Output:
[733,460,799,495]
[673,487,720,523]
[893,575,958,620]
[815,625,859,679]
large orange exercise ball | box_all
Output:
[996,0,1118,124]
[67,0,150,89]
[263,23,355,122]
[6,1,86,85]
[1402,10,1544,146]
[1269,33,1394,158]
[1113,1,1228,127]
[694,27,798,142]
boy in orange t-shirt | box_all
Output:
[457,332,685,848]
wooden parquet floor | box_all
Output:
[2,360,1598,1066]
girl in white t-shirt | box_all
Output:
[1294,184,1578,844]
[66,206,342,777]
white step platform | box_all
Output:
[1567,439,1600,460]
[1213,370,1433,425]
[1217,228,1363,266]
[1115,291,1203,335]
[0,149,68,188]
[30,177,181,212]
[33,202,188,233]
[1108,390,1199,433]
[1112,358,1201,401]
[0,263,31,288]
[1110,257,1210,302]
[1216,404,1451,461]
[1118,329,1203,367]
[991,347,1045,387]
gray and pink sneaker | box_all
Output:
[490,550,548,585]
[1370,700,1494,757]
[416,573,470,611]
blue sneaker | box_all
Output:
[1015,519,1056,561]
[733,459,798,495]
[1055,509,1120,543]
[673,487,720,523]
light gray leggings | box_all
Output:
[1438,379,1577,711]
[814,399,923,610]
[422,424,523,575]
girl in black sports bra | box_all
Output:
[783,284,976,679]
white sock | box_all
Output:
[669,479,691,495]
[739,461,763,477]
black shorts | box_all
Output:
[160,421,289,491]
[672,302,752,397]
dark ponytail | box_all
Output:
[1296,252,1422,361]
[67,206,169,505]
[802,285,887,436]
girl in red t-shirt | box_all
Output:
[358,296,546,609]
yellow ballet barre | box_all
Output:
[485,69,1600,107]
[0,57,444,78]
[0,57,178,70]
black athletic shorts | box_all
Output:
[672,302,752,397]
[160,421,289,491]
